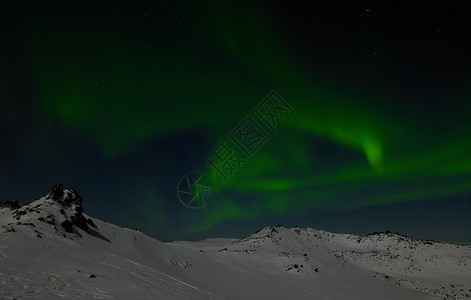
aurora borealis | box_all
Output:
[1,1,470,242]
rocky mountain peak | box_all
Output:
[1,184,109,242]
[45,184,83,208]
[44,184,98,235]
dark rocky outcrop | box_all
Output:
[46,184,102,237]
[0,200,21,210]
[46,184,83,207]
[61,220,74,232]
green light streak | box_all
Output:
[18,1,470,233]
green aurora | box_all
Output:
[1,2,469,241]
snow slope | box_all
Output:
[1,185,470,299]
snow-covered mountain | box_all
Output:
[1,185,470,299]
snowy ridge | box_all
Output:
[1,185,470,299]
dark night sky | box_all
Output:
[1,1,470,242]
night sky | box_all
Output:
[1,1,470,242]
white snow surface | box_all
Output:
[1,191,470,299]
